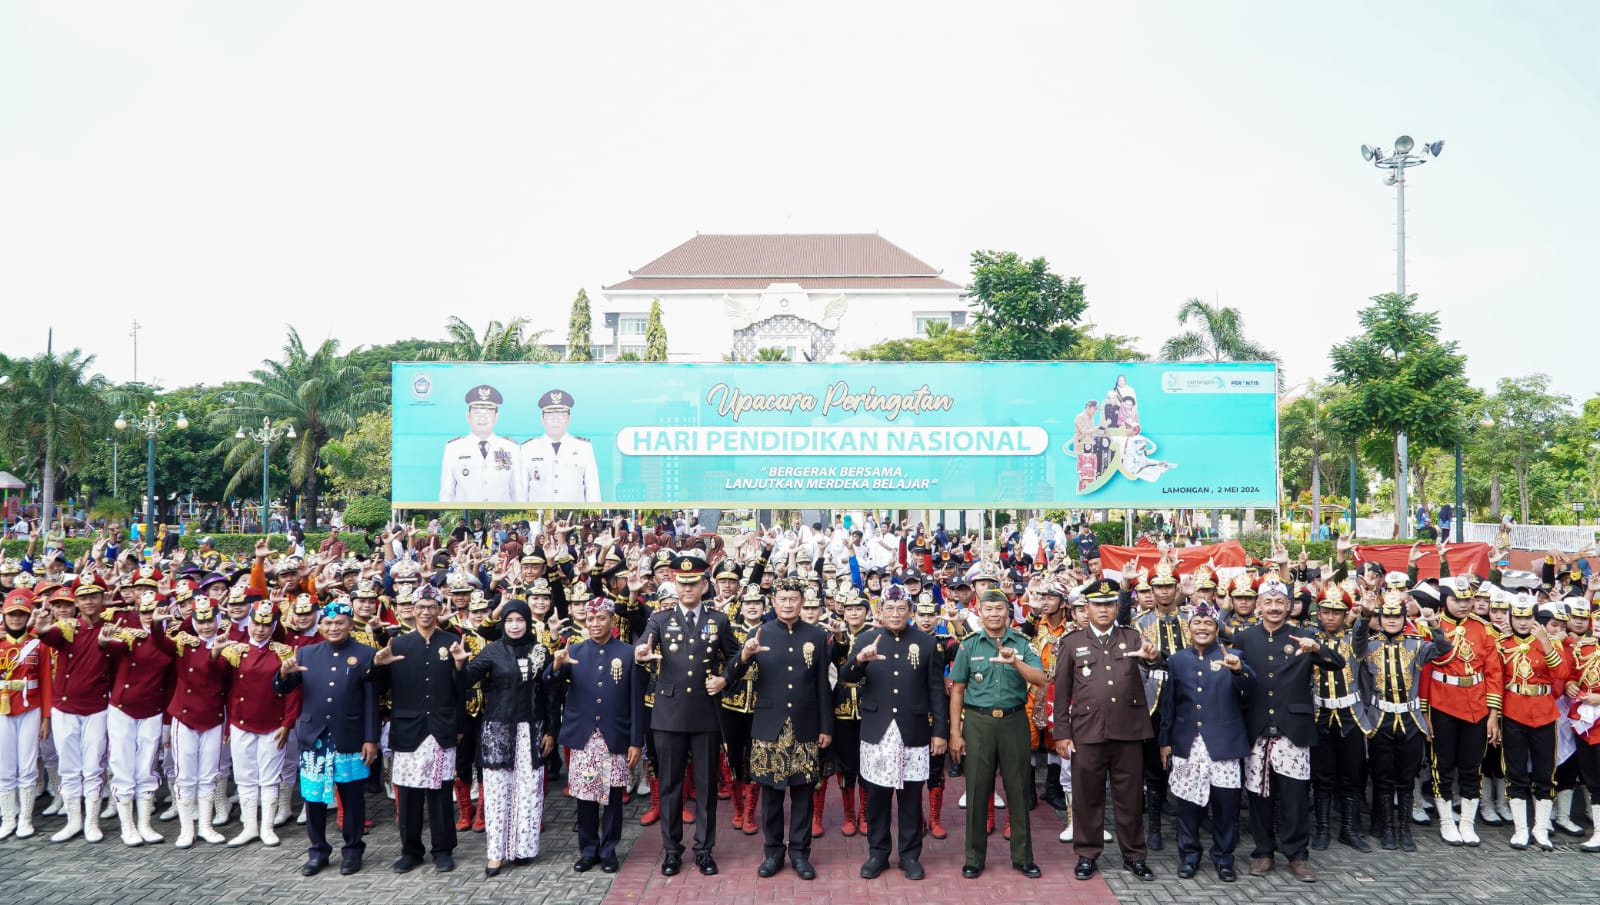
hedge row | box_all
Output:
[1,532,372,562]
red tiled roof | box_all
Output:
[604,234,962,291]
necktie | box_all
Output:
[685,609,697,636]
[478,440,488,458]
[552,441,563,457]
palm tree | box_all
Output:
[754,347,790,362]
[425,316,559,362]
[1160,298,1282,382]
[0,337,112,539]
[211,328,383,528]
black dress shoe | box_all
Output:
[574,855,600,873]
[962,864,982,879]
[301,857,329,876]
[791,857,816,881]
[860,856,889,879]
[601,858,620,873]
[514,857,535,866]
[1217,864,1238,883]
[1177,862,1199,879]
[339,859,361,876]
[758,855,784,878]
[661,854,682,876]
[1124,860,1155,881]
[1013,862,1042,878]
[391,854,421,874]
[695,853,719,876]
[1074,856,1097,881]
[485,864,503,878]
[434,853,456,873]
[901,858,925,881]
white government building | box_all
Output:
[590,233,968,361]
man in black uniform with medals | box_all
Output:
[724,577,832,879]
[634,552,741,876]
[842,584,949,880]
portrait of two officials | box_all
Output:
[438,386,602,504]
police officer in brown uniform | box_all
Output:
[1053,578,1159,882]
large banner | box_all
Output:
[390,361,1277,509]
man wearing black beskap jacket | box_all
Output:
[1229,578,1344,884]
[368,587,468,874]
[840,585,949,882]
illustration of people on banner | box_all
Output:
[1068,374,1176,493]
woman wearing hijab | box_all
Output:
[453,599,555,876]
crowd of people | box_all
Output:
[1,515,1598,888]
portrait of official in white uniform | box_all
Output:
[438,385,521,503]
[518,388,601,503]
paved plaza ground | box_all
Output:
[4,776,1597,905]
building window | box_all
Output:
[756,331,808,362]
[913,313,952,335]
[618,317,647,338]
[619,344,646,358]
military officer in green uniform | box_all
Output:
[948,588,1047,880]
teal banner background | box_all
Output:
[391,361,1278,509]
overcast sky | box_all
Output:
[2,1,1594,404]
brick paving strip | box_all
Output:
[3,777,1596,905]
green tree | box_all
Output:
[1478,374,1574,524]
[427,316,556,362]
[967,251,1087,360]
[567,289,594,361]
[210,328,383,529]
[1159,298,1281,381]
[644,298,668,361]
[0,338,113,538]
[754,347,790,362]
[341,495,392,533]
[849,327,979,362]
[345,338,443,402]
[1071,325,1148,361]
[323,410,394,500]
[1328,293,1473,521]
[1278,381,1351,525]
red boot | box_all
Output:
[1003,809,1012,840]
[811,775,828,837]
[730,779,746,830]
[471,790,486,832]
[987,796,997,835]
[453,779,474,831]
[718,755,733,801]
[856,785,867,836]
[682,769,697,825]
[639,775,661,826]
[742,782,760,835]
[929,787,947,839]
[840,783,858,837]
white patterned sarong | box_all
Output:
[1169,735,1241,807]
[859,722,929,790]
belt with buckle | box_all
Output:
[1314,693,1358,709]
[1508,683,1552,696]
[1374,699,1420,714]
[1431,671,1483,687]
[963,703,1024,718]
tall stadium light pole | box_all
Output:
[1361,135,1443,537]
[237,417,295,532]
[115,401,188,540]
